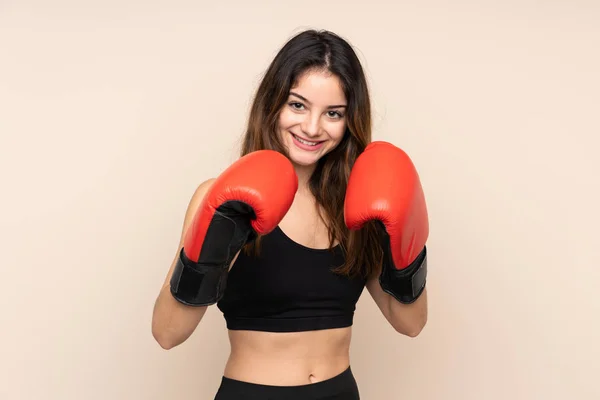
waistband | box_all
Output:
[214,366,359,400]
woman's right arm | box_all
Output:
[151,178,216,350]
[151,150,299,349]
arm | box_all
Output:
[151,178,216,349]
[344,141,430,337]
[366,273,428,337]
[151,150,298,350]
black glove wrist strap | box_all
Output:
[169,247,229,306]
[379,245,428,304]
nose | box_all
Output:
[300,113,321,138]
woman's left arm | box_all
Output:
[344,141,430,337]
[366,276,428,337]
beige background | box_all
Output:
[1,1,599,399]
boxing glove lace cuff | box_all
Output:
[379,246,428,304]
[169,248,229,306]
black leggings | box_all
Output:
[213,366,360,400]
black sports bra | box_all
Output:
[216,226,367,333]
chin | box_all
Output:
[287,151,321,167]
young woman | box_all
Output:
[151,29,430,400]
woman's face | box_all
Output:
[277,69,347,168]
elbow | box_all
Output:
[151,297,205,350]
[392,290,428,338]
[400,323,425,338]
[153,335,176,350]
[152,326,175,350]
[152,317,186,350]
[394,323,425,338]
[152,328,182,350]
[393,316,427,338]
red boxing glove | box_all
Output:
[344,141,429,304]
[170,150,298,306]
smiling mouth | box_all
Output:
[291,133,324,146]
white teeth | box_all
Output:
[294,134,319,146]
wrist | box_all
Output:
[379,246,428,304]
[169,248,229,306]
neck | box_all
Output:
[293,163,315,193]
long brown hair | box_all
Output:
[240,29,382,280]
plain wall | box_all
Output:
[1,1,599,399]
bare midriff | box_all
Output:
[223,327,352,386]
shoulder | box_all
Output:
[190,178,217,203]
[181,178,217,228]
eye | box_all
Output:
[327,110,344,119]
[288,102,305,110]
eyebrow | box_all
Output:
[289,91,347,109]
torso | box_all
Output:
[219,187,361,385]
[224,327,352,385]
[278,188,338,249]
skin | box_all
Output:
[151,69,428,386]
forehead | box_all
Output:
[290,69,346,105]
